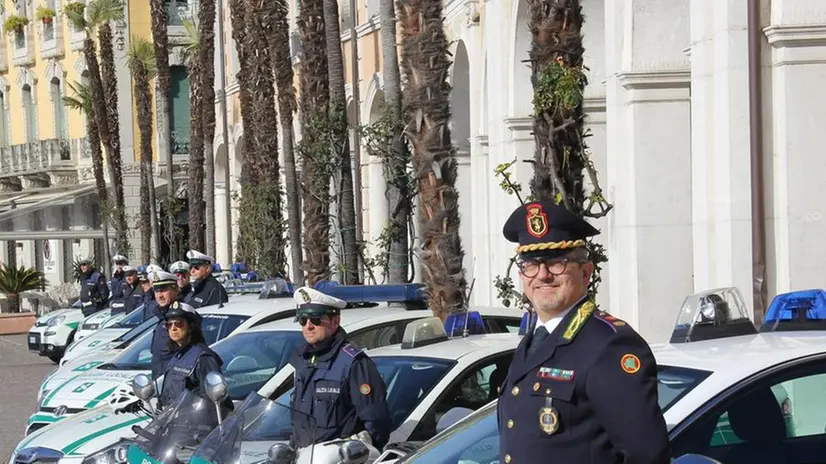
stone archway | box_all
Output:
[450,40,470,153]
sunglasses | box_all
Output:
[165,320,186,329]
[297,315,326,327]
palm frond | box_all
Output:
[87,0,125,29]
[127,36,158,78]
[0,265,47,294]
[181,19,200,65]
[63,81,93,114]
[63,1,88,31]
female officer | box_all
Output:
[158,302,229,409]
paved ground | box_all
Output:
[0,334,55,460]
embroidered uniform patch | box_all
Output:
[537,367,575,382]
[359,384,372,395]
[621,354,641,374]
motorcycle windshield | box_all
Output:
[191,391,313,464]
[127,390,222,464]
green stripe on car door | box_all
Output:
[63,415,148,455]
[84,387,117,409]
[67,322,79,330]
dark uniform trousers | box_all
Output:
[80,271,110,317]
[159,343,224,407]
[185,275,229,308]
[290,330,391,450]
[498,298,671,464]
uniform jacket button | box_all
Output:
[504,454,512,463]
[507,419,514,428]
[511,386,519,396]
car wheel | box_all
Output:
[48,354,62,364]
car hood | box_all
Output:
[82,310,114,326]
[15,405,151,459]
[64,328,130,359]
[35,308,78,325]
[40,368,150,411]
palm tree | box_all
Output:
[262,0,303,285]
[296,0,333,286]
[64,2,125,256]
[322,0,359,285]
[199,0,217,258]
[380,0,410,283]
[128,37,162,264]
[183,19,206,251]
[64,81,112,267]
[148,0,176,260]
[0,265,47,313]
[398,0,467,319]
[90,0,128,254]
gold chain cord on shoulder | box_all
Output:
[515,239,586,254]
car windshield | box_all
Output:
[211,330,305,400]
[376,356,456,430]
[113,316,158,346]
[201,314,250,345]
[402,364,713,463]
[112,306,146,328]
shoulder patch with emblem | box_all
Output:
[621,353,641,374]
[342,343,363,358]
[359,383,372,395]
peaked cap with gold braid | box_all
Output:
[503,201,600,259]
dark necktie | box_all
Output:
[527,326,549,358]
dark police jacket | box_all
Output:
[184,275,228,308]
[79,270,110,317]
[290,328,391,450]
[497,298,670,464]
[120,283,142,315]
[159,342,225,407]
[150,302,176,381]
[110,272,125,301]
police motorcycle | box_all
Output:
[190,392,376,464]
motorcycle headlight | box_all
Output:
[47,315,66,327]
[81,440,131,464]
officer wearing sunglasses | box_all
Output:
[149,270,190,381]
[289,287,392,452]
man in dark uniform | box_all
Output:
[135,267,157,321]
[497,202,670,464]
[109,254,129,303]
[110,265,140,315]
[149,271,186,381]
[184,250,228,308]
[169,260,192,300]
[78,257,109,317]
[289,287,392,451]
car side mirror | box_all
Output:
[131,374,155,401]
[267,443,296,464]
[672,454,723,464]
[339,440,370,464]
[436,407,474,433]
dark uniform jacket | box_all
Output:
[179,283,192,301]
[120,283,142,315]
[79,269,110,317]
[159,342,226,408]
[498,298,670,464]
[184,275,228,308]
[110,271,125,301]
[290,328,392,449]
[150,302,176,380]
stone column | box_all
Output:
[70,196,94,263]
[604,0,694,341]
[765,0,826,293]
[214,182,229,267]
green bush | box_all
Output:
[0,265,47,313]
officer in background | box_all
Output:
[78,257,109,317]
[497,202,670,464]
[184,250,228,308]
[109,254,129,302]
[169,261,192,300]
[289,287,392,451]
[149,271,187,380]
[158,303,230,410]
[110,265,140,315]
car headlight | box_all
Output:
[81,440,131,464]
[47,315,66,327]
[37,389,50,408]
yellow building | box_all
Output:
[0,0,191,289]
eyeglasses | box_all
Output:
[297,315,326,327]
[516,257,583,278]
[165,320,186,329]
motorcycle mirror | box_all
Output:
[131,374,155,401]
[672,454,723,464]
[339,440,370,464]
[267,443,296,464]
[204,371,229,404]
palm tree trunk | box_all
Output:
[398,0,467,319]
[265,0,303,285]
[133,57,154,264]
[87,111,109,232]
[380,0,410,283]
[149,0,175,260]
[188,52,206,252]
[199,0,217,259]
[323,0,359,285]
[297,0,333,286]
[139,161,151,263]
[98,22,129,254]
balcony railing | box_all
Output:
[0,139,74,178]
[165,0,192,26]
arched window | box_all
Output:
[169,65,191,155]
[0,91,7,147]
[51,77,67,139]
[22,84,36,142]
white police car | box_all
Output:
[27,301,88,363]
[374,287,826,464]
[10,284,521,464]
[73,308,129,342]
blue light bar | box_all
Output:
[444,311,485,336]
[519,312,537,335]
[313,282,427,304]
[761,289,826,332]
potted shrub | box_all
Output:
[63,1,85,18]
[0,264,47,313]
[36,6,57,24]
[3,15,29,35]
